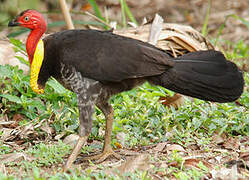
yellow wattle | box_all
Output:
[30,39,44,94]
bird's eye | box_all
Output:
[24,16,29,22]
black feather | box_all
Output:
[150,50,244,102]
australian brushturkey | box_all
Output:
[8,9,244,171]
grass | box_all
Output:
[1,1,249,179]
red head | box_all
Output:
[8,9,47,31]
[8,10,47,64]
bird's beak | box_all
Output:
[8,19,20,27]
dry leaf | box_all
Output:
[18,123,36,139]
[0,153,29,164]
[168,161,178,167]
[148,14,163,45]
[63,134,79,146]
[212,134,225,145]
[240,152,249,161]
[40,121,54,135]
[153,142,167,152]
[159,93,185,109]
[12,113,23,122]
[184,158,213,170]
[223,137,239,150]
[119,149,140,156]
[0,128,13,141]
[113,154,150,175]
[54,132,66,140]
[166,144,186,152]
[187,143,200,151]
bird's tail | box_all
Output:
[150,50,244,102]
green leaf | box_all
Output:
[15,56,29,66]
[0,94,22,104]
[46,78,69,94]
[87,0,109,30]
[0,65,12,77]
[228,14,249,29]
[9,38,26,51]
[87,0,105,21]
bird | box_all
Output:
[8,9,244,171]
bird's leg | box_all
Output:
[82,102,120,162]
[63,101,94,171]
[60,66,103,171]
[63,89,96,171]
[63,135,88,171]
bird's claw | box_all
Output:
[83,147,121,163]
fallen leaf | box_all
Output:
[40,121,54,135]
[119,149,140,156]
[159,93,184,109]
[108,154,150,175]
[184,158,213,170]
[148,14,163,45]
[166,144,186,153]
[0,121,16,128]
[240,152,249,161]
[0,153,30,164]
[168,161,178,167]
[54,132,66,140]
[0,128,13,141]
[187,143,200,151]
[153,142,167,152]
[212,134,225,145]
[63,134,79,146]
[11,114,24,128]
[19,123,36,139]
[222,137,239,150]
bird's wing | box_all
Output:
[45,29,174,82]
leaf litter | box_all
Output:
[0,0,249,178]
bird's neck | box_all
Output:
[26,26,46,94]
[26,27,45,65]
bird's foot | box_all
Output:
[83,146,120,163]
[63,136,88,172]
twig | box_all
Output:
[84,11,112,29]
[58,0,74,29]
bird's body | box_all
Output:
[8,9,244,171]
